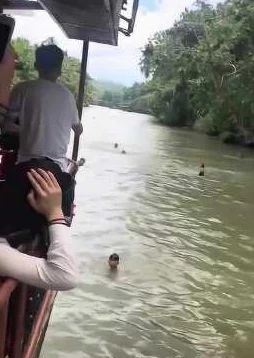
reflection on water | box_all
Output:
[41,106,254,358]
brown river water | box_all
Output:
[41,106,254,358]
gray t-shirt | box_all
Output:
[9,79,79,170]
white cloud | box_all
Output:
[11,0,222,85]
[87,0,204,84]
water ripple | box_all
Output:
[42,107,254,358]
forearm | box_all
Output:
[37,224,78,290]
[0,225,78,290]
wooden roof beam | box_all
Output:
[3,0,43,10]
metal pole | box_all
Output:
[72,40,89,161]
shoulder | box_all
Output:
[11,80,40,98]
[10,81,36,105]
[55,83,76,101]
[12,80,35,93]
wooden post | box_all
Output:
[72,40,89,162]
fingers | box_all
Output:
[27,168,61,194]
[30,168,52,192]
[47,170,61,189]
[37,168,53,187]
[37,168,61,190]
[27,171,46,196]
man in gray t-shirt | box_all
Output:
[5,44,83,171]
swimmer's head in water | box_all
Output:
[199,163,205,176]
[114,143,118,148]
[108,253,119,269]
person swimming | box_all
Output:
[114,143,118,149]
[199,163,205,176]
[108,253,119,269]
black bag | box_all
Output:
[0,158,75,237]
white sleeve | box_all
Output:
[0,225,78,291]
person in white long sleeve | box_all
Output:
[0,168,78,290]
[0,48,77,290]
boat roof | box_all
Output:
[3,0,139,45]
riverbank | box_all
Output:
[219,129,254,148]
[92,94,151,115]
[193,117,254,149]
[152,116,254,150]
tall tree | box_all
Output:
[140,0,254,142]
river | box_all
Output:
[41,106,254,358]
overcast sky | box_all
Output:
[12,0,223,85]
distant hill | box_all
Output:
[92,80,125,98]
[91,79,150,114]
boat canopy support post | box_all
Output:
[72,40,89,162]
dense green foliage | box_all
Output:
[140,0,254,145]
[92,80,125,108]
[12,37,94,105]
[93,80,125,98]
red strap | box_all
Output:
[48,218,67,226]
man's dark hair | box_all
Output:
[35,44,64,71]
[109,253,119,262]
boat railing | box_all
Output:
[0,151,82,357]
[0,278,18,358]
[0,267,57,358]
